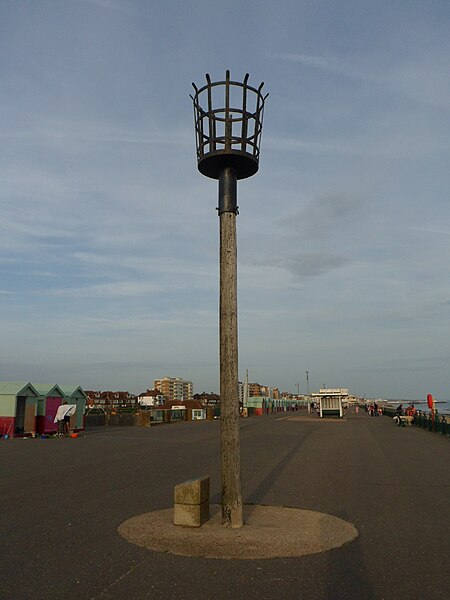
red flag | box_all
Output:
[427,394,434,409]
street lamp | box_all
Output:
[191,71,268,528]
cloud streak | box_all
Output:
[272,51,450,109]
[251,253,350,279]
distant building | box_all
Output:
[86,390,138,407]
[245,383,280,401]
[138,389,164,407]
[159,399,207,421]
[248,382,262,397]
[194,392,220,406]
[154,377,193,403]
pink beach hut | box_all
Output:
[35,384,66,435]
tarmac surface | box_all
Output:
[1,408,449,599]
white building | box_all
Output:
[138,389,164,407]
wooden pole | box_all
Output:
[219,167,243,528]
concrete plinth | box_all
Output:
[173,501,209,527]
[174,477,209,505]
[173,477,210,527]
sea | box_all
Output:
[384,400,450,415]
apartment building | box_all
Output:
[153,377,193,403]
[248,382,262,397]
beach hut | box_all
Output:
[34,384,66,435]
[245,396,265,416]
[60,385,87,432]
[0,382,40,437]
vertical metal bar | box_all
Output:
[225,70,231,151]
[191,101,199,158]
[253,83,264,157]
[206,74,215,152]
[255,104,264,160]
[241,74,249,152]
[199,108,205,157]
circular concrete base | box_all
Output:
[118,504,358,560]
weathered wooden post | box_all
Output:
[191,71,268,527]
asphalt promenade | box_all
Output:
[1,408,448,599]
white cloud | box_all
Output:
[265,136,355,155]
[271,52,362,79]
[81,0,140,17]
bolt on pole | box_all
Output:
[191,71,268,528]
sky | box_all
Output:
[1,0,449,400]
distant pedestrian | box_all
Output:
[56,401,68,436]
[64,412,71,435]
[61,401,71,435]
[374,402,379,416]
[405,404,417,419]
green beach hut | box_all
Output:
[60,385,87,432]
[0,382,40,437]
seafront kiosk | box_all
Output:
[0,382,40,437]
[314,388,348,418]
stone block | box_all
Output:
[173,500,209,527]
[134,412,151,427]
[174,477,210,506]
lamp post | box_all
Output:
[306,371,310,412]
[191,71,268,528]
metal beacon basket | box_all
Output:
[190,70,268,181]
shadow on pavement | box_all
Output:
[245,430,313,506]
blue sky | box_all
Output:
[1,0,449,399]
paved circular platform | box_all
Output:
[118,504,358,560]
